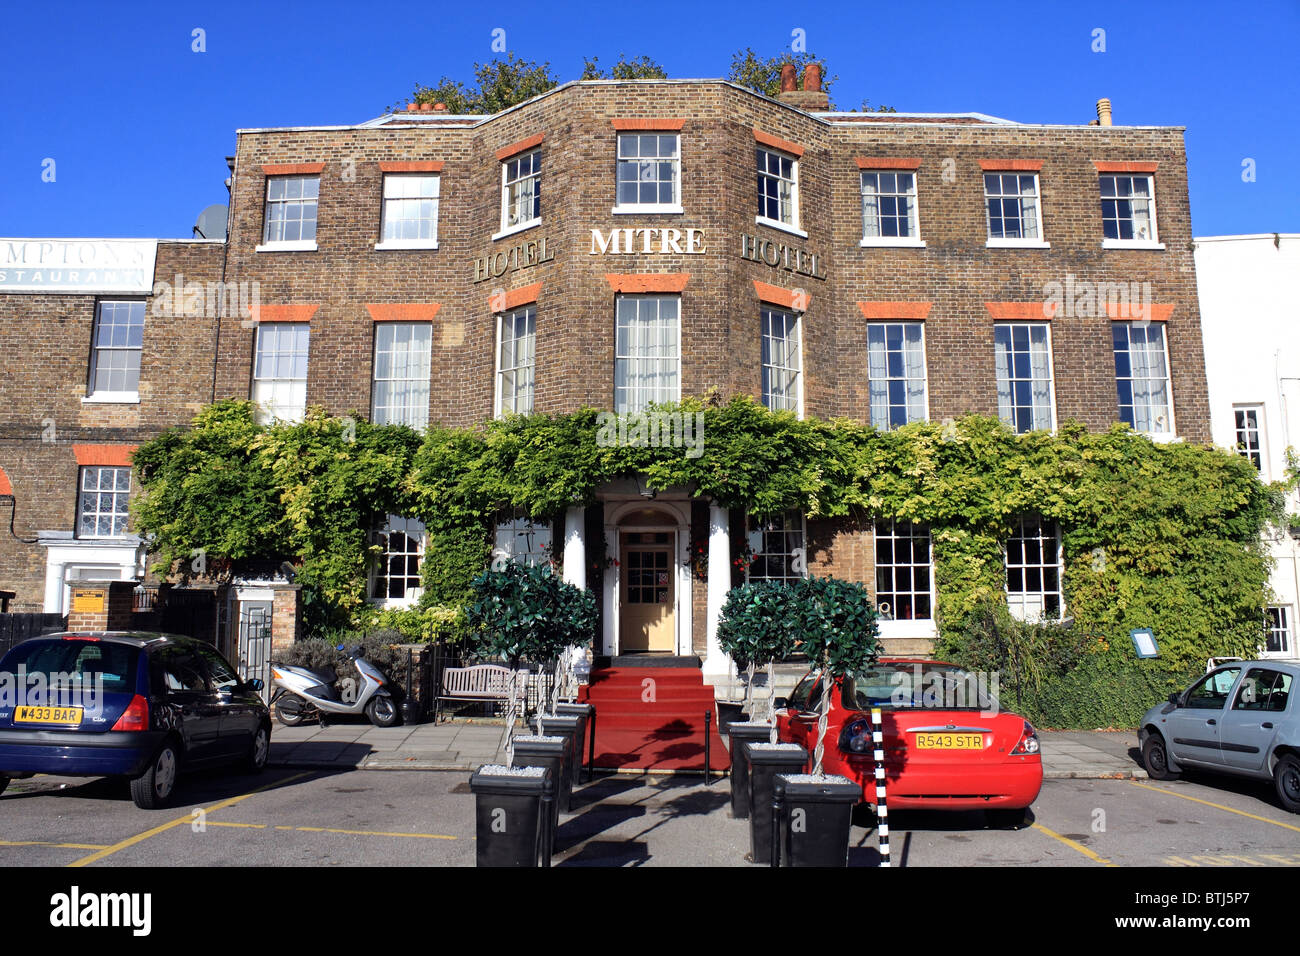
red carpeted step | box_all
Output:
[578,666,731,771]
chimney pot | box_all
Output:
[433,102,448,112]
[779,63,797,93]
[419,102,432,111]
[406,102,418,112]
[803,63,822,93]
[1096,97,1113,126]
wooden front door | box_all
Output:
[619,531,676,652]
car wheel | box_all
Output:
[273,692,306,727]
[366,696,401,728]
[1275,754,1300,813]
[1142,733,1180,780]
[244,724,270,774]
[987,807,1029,829]
[130,741,179,809]
[0,777,8,797]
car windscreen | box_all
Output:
[0,640,138,695]
[843,662,999,712]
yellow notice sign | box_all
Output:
[70,589,105,614]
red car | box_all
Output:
[775,659,1043,827]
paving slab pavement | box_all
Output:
[268,718,1145,778]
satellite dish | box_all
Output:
[193,203,228,241]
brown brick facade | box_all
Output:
[0,80,1213,654]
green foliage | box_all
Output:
[412,53,559,114]
[727,48,836,101]
[790,576,881,678]
[134,397,1277,728]
[582,54,668,79]
[351,604,468,644]
[463,562,597,667]
[717,580,802,668]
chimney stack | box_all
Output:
[777,61,830,112]
[1096,97,1113,126]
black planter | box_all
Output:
[531,714,582,806]
[553,703,593,786]
[468,764,553,867]
[512,734,572,821]
[744,742,808,865]
[725,721,778,820]
[775,774,862,867]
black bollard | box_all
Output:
[771,778,784,868]
[703,709,712,784]
[539,771,554,867]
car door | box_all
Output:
[1220,668,1290,774]
[1165,666,1242,768]
[149,645,222,764]
[193,643,259,760]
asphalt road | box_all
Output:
[1,766,1297,868]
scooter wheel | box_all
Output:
[273,692,307,727]
[366,696,402,728]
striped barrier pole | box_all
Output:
[872,706,890,868]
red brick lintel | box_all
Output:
[612,118,686,131]
[73,444,138,467]
[495,133,545,161]
[857,301,932,320]
[365,303,442,322]
[753,128,805,158]
[855,157,922,170]
[1093,160,1159,174]
[605,274,690,294]
[379,161,444,173]
[978,159,1043,171]
[261,163,325,175]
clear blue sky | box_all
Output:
[1,0,1295,239]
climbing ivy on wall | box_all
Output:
[132,396,1280,725]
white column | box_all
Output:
[561,505,586,590]
[702,501,732,678]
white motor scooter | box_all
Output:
[270,645,401,728]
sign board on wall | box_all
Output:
[70,589,106,614]
[0,239,158,294]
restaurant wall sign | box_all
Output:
[0,239,158,293]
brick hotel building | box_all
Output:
[0,70,1211,686]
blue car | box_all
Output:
[0,632,271,808]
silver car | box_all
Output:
[1139,660,1300,813]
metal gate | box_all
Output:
[237,602,273,702]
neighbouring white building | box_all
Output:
[1195,233,1300,659]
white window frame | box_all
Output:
[613,132,683,215]
[85,300,145,403]
[369,515,425,607]
[495,305,537,418]
[760,306,803,417]
[867,321,930,429]
[860,171,925,247]
[874,520,935,624]
[745,511,807,584]
[495,148,541,240]
[251,323,310,424]
[374,173,440,250]
[1099,173,1164,250]
[614,294,681,414]
[1112,321,1175,440]
[1233,404,1267,476]
[257,174,320,252]
[494,513,554,567]
[994,322,1058,434]
[984,171,1050,249]
[1264,606,1293,658]
[1005,517,1065,623]
[755,145,806,238]
[77,466,131,539]
[371,322,431,429]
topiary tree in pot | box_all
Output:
[717,580,802,823]
[464,561,596,762]
[776,575,881,867]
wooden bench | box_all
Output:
[433,664,530,723]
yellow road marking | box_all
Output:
[205,821,268,829]
[1030,822,1117,866]
[0,840,109,850]
[1130,780,1300,834]
[287,825,456,840]
[66,772,313,868]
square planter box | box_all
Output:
[725,721,778,820]
[776,773,862,867]
[468,764,554,867]
[532,713,583,799]
[553,703,593,785]
[512,734,572,820]
[744,741,808,865]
